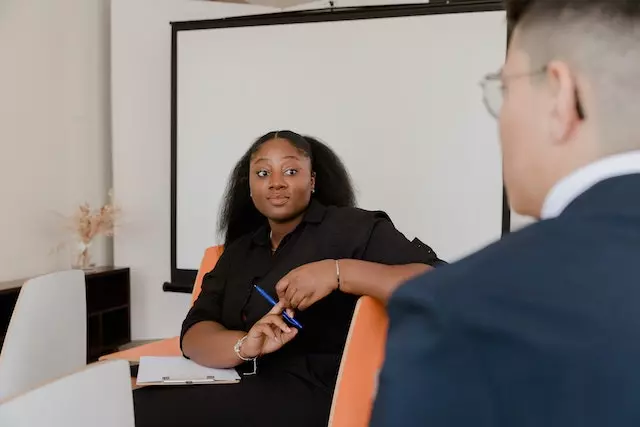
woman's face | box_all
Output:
[249,138,315,223]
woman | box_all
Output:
[134,130,443,427]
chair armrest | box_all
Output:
[99,337,181,363]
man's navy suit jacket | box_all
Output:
[372,174,640,427]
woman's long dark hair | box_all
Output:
[219,130,356,247]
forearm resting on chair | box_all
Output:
[339,260,432,304]
[181,321,246,368]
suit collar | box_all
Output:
[542,151,640,219]
[560,173,640,219]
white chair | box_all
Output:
[0,360,135,427]
[0,270,87,401]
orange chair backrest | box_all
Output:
[328,296,389,427]
[191,245,224,305]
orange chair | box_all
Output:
[328,296,389,427]
[99,246,224,363]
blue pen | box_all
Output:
[253,285,303,329]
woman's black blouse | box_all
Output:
[180,199,442,390]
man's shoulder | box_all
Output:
[391,219,569,305]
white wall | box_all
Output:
[0,0,112,282]
[111,0,274,339]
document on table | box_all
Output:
[136,356,241,386]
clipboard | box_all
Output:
[136,356,241,386]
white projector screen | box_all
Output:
[173,5,507,283]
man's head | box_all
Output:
[495,0,640,218]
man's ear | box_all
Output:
[546,60,582,144]
[311,172,316,191]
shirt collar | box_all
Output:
[251,198,327,246]
[302,198,327,224]
[541,150,640,219]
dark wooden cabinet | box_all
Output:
[85,267,131,361]
[0,267,131,363]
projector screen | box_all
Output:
[172,4,507,285]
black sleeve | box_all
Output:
[179,249,231,351]
[360,212,445,267]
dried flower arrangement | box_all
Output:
[71,189,120,269]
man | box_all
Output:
[371,1,640,426]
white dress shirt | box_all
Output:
[541,150,640,219]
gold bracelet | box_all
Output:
[335,259,342,291]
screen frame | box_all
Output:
[168,0,507,291]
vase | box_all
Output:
[74,241,95,270]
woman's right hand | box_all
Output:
[239,303,298,359]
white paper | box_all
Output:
[137,356,240,384]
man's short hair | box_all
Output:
[506,0,640,31]
[504,0,640,153]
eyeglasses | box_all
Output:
[479,67,547,118]
[479,66,586,120]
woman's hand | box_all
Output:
[275,260,338,311]
[239,302,298,359]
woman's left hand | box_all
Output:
[275,260,339,310]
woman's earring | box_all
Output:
[311,189,315,194]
